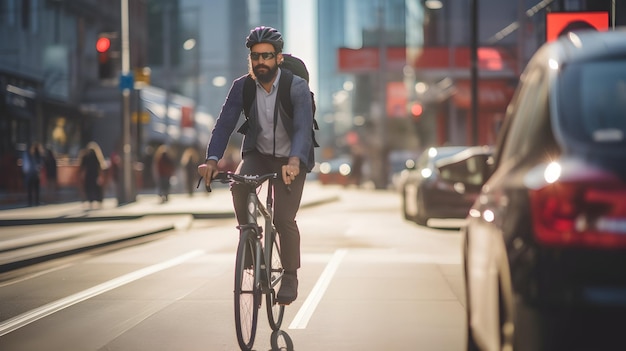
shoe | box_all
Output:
[276,273,298,305]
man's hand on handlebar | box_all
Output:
[198,160,219,192]
[282,156,301,185]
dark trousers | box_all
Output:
[232,151,305,272]
[26,174,40,206]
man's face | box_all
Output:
[249,43,282,83]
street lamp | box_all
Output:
[425,0,443,10]
[183,37,200,108]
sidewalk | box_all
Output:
[0,181,340,272]
[0,181,340,225]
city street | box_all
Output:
[0,183,466,350]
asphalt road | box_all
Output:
[0,186,466,351]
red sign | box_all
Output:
[546,12,609,42]
[412,47,516,71]
[338,47,406,73]
[453,80,515,109]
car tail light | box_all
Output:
[530,178,626,249]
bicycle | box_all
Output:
[198,168,285,350]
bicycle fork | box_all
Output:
[242,191,268,306]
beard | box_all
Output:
[252,64,278,84]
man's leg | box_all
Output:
[272,169,305,272]
[273,159,305,305]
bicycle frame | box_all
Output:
[203,171,285,349]
[242,178,281,295]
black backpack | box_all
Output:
[238,54,319,147]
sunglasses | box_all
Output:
[250,52,277,61]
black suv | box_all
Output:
[463,29,626,351]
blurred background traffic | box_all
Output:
[1,0,624,207]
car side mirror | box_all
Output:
[437,154,491,187]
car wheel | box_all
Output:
[466,321,480,351]
[402,186,411,221]
[415,189,428,226]
[498,280,512,351]
[512,299,544,351]
[464,243,480,351]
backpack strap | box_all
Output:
[278,69,294,117]
[279,68,319,147]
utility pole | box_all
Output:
[375,1,388,189]
[470,0,479,145]
[612,0,616,29]
[120,0,135,204]
[163,4,171,144]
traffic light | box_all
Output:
[96,32,119,80]
[410,102,423,119]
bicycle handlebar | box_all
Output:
[214,172,277,186]
[196,168,278,193]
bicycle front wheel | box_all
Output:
[234,231,260,350]
[266,230,285,331]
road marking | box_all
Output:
[0,250,204,337]
[289,249,347,330]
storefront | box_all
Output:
[0,71,41,192]
[412,46,518,146]
[451,79,516,145]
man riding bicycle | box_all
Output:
[202,26,315,305]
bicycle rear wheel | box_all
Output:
[234,231,260,350]
[266,230,285,331]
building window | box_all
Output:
[21,0,30,30]
[30,0,38,33]
[2,0,17,27]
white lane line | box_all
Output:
[289,249,347,330]
[0,249,204,337]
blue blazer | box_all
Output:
[206,69,315,171]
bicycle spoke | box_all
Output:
[235,236,259,350]
[238,268,255,342]
[266,231,285,330]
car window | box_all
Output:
[559,60,626,146]
[498,66,547,163]
[416,150,429,169]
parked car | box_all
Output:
[388,149,420,190]
[463,29,626,351]
[317,156,353,186]
[401,145,492,226]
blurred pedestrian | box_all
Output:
[154,145,175,203]
[109,141,123,204]
[43,147,58,203]
[181,147,200,196]
[79,142,106,209]
[350,143,365,187]
[22,142,42,206]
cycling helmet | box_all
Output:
[245,26,284,52]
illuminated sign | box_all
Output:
[546,12,609,42]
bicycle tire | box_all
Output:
[234,231,260,350]
[266,229,285,330]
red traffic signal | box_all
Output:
[410,102,423,118]
[96,37,111,53]
[96,32,119,80]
